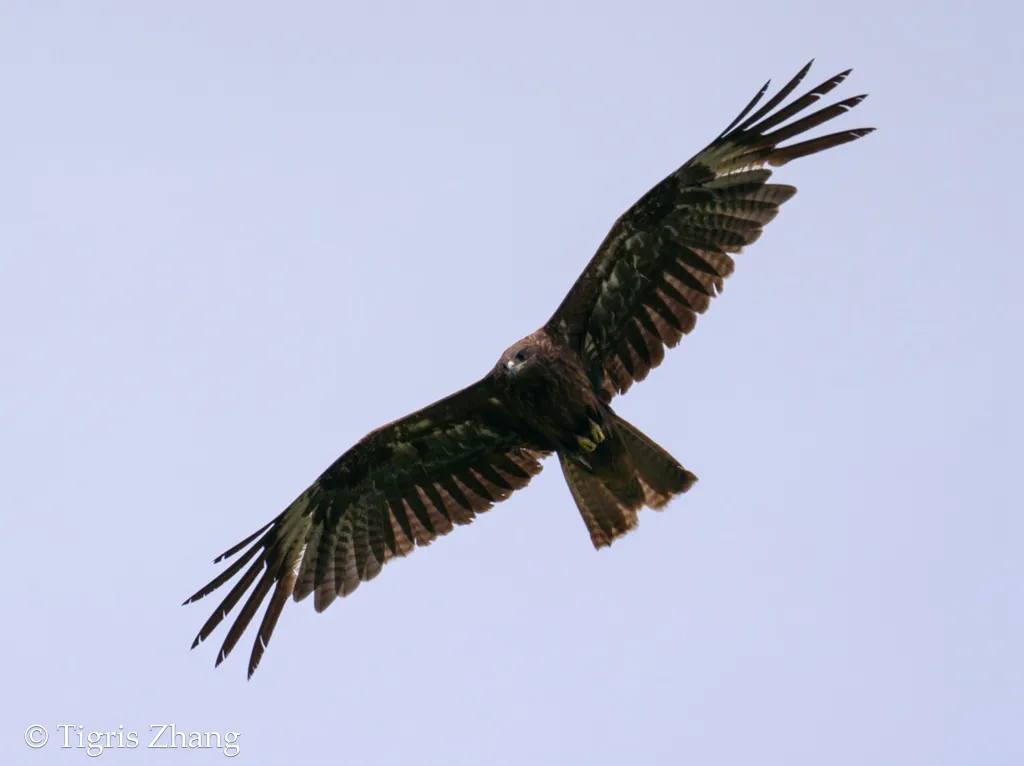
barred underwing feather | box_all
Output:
[758,95,866,147]
[248,560,298,678]
[767,128,874,166]
[212,515,282,564]
[188,550,268,650]
[291,524,322,602]
[386,503,416,557]
[745,69,852,136]
[634,304,664,345]
[184,538,267,605]
[336,524,359,598]
[732,61,814,135]
[457,469,496,505]
[418,484,451,530]
[646,291,684,333]
[352,506,372,582]
[406,488,438,535]
[475,462,514,492]
[216,565,277,668]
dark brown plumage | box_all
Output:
[184,61,873,677]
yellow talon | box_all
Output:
[589,419,606,445]
[576,435,598,453]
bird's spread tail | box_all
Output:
[559,415,697,548]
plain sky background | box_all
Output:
[2,2,1019,763]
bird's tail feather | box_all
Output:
[614,416,697,510]
[559,452,640,549]
[559,415,697,549]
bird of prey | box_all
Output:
[185,61,873,677]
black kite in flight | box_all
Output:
[185,61,873,677]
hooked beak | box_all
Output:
[505,359,521,376]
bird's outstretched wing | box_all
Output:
[546,61,874,397]
[184,377,550,678]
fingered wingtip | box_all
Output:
[791,59,815,81]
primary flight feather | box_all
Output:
[184,61,874,678]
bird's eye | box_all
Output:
[514,350,527,363]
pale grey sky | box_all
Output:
[2,2,1019,764]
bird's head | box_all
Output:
[497,341,539,380]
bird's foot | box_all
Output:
[576,420,606,453]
